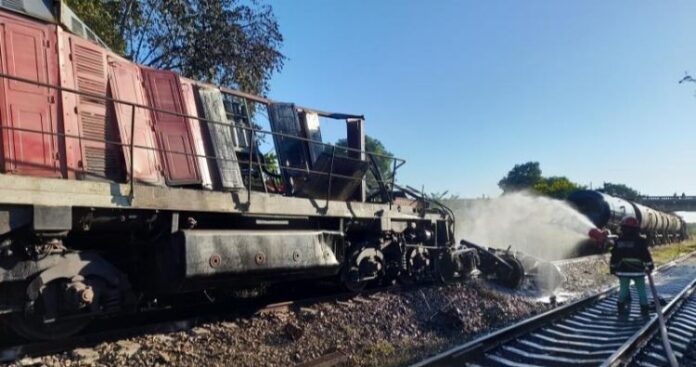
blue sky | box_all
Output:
[267,1,696,198]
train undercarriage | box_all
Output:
[0,176,532,341]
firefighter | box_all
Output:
[610,216,654,316]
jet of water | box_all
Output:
[445,191,596,261]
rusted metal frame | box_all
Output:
[0,72,405,191]
[218,85,363,120]
[0,124,399,188]
[326,145,336,207]
[296,107,363,120]
[0,71,393,162]
[0,71,402,164]
[128,105,136,200]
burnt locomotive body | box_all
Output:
[568,190,688,245]
[0,2,482,340]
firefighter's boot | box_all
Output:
[617,301,629,315]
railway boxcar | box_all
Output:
[0,2,527,341]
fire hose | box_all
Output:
[645,270,678,367]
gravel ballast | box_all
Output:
[7,243,693,367]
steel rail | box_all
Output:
[410,251,696,367]
[600,273,696,366]
[409,287,618,367]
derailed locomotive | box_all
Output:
[568,190,688,245]
[0,2,522,340]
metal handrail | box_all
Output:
[0,125,392,188]
[0,71,401,162]
[0,71,402,203]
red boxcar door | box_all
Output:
[64,35,122,181]
[179,78,213,189]
[141,68,200,185]
[107,56,163,185]
[0,16,61,177]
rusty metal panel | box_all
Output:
[179,77,212,189]
[61,33,122,181]
[153,229,342,291]
[106,55,163,185]
[57,27,80,178]
[197,87,244,190]
[141,68,200,186]
[0,14,62,178]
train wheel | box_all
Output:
[9,251,132,340]
[9,310,89,341]
[398,247,431,286]
[496,255,525,289]
[341,245,384,292]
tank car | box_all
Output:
[0,2,525,341]
[568,190,687,246]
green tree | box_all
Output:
[63,0,127,53]
[498,161,542,192]
[336,135,394,193]
[65,0,284,95]
[601,182,640,200]
[533,176,584,199]
[337,135,394,178]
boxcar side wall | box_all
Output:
[141,68,201,186]
[0,12,61,178]
[106,54,164,185]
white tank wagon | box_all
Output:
[568,190,688,246]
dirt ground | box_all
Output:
[7,240,696,367]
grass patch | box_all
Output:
[688,223,696,237]
[650,238,696,266]
[357,340,397,367]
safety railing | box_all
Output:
[0,71,405,207]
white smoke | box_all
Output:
[446,191,596,261]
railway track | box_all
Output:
[411,253,696,367]
[626,281,696,366]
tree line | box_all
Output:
[498,161,641,200]
[66,0,285,95]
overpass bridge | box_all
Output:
[636,196,696,212]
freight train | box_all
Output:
[568,190,688,245]
[0,2,528,340]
